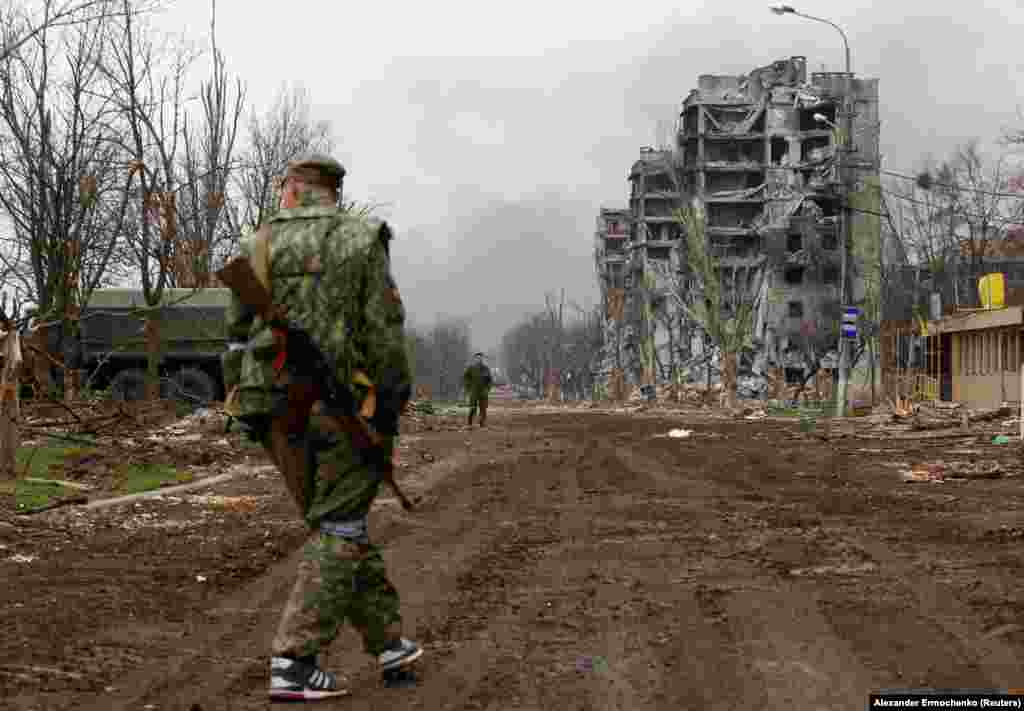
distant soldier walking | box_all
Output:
[219,155,421,701]
[463,352,493,427]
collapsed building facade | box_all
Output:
[594,56,880,396]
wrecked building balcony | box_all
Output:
[706,171,766,194]
[698,161,765,172]
[705,195,766,204]
[706,226,758,238]
[707,202,762,229]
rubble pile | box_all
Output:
[889,401,1017,432]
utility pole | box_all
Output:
[770,5,854,418]
[835,33,855,419]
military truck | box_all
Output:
[75,288,230,403]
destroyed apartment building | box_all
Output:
[594,55,880,397]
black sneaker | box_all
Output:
[377,638,423,671]
[269,656,348,701]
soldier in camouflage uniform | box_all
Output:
[221,155,421,701]
[462,352,493,427]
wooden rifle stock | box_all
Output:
[215,256,415,511]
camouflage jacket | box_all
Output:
[463,363,493,398]
[221,206,411,437]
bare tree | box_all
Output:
[0,0,122,64]
[561,303,604,400]
[0,4,142,389]
[541,289,567,400]
[404,317,473,401]
[882,165,959,272]
[176,4,245,285]
[888,142,1024,281]
[227,84,333,237]
[102,0,193,397]
[103,0,242,398]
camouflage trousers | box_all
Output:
[271,527,402,659]
[260,414,403,659]
[467,394,488,425]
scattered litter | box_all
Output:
[789,562,877,577]
[900,464,945,483]
[7,554,37,563]
[900,460,1004,483]
[576,655,609,673]
[667,429,692,439]
[992,435,1011,445]
[950,460,1004,479]
[196,575,207,583]
[187,494,261,512]
[981,623,1023,640]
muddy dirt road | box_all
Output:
[3,402,1023,710]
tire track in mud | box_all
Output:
[340,433,586,709]
[574,414,1021,705]
[321,428,651,709]
[73,421,572,710]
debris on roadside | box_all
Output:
[187,494,261,512]
[901,465,946,483]
[900,460,1004,483]
[7,553,38,563]
[789,562,877,577]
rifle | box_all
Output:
[216,256,415,511]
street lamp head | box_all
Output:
[769,4,796,14]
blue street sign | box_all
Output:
[841,324,857,338]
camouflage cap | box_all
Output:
[285,154,346,189]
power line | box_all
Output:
[877,185,1024,228]
[881,168,1024,201]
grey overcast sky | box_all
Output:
[158,0,1023,351]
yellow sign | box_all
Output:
[978,273,1005,310]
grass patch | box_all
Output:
[14,479,68,510]
[15,444,97,479]
[117,463,191,494]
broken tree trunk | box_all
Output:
[144,316,161,400]
[63,368,82,403]
[768,366,784,400]
[722,352,739,410]
[0,329,23,479]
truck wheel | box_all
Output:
[109,368,147,401]
[169,368,218,405]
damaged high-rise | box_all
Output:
[594,56,880,396]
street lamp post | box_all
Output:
[770,5,855,419]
